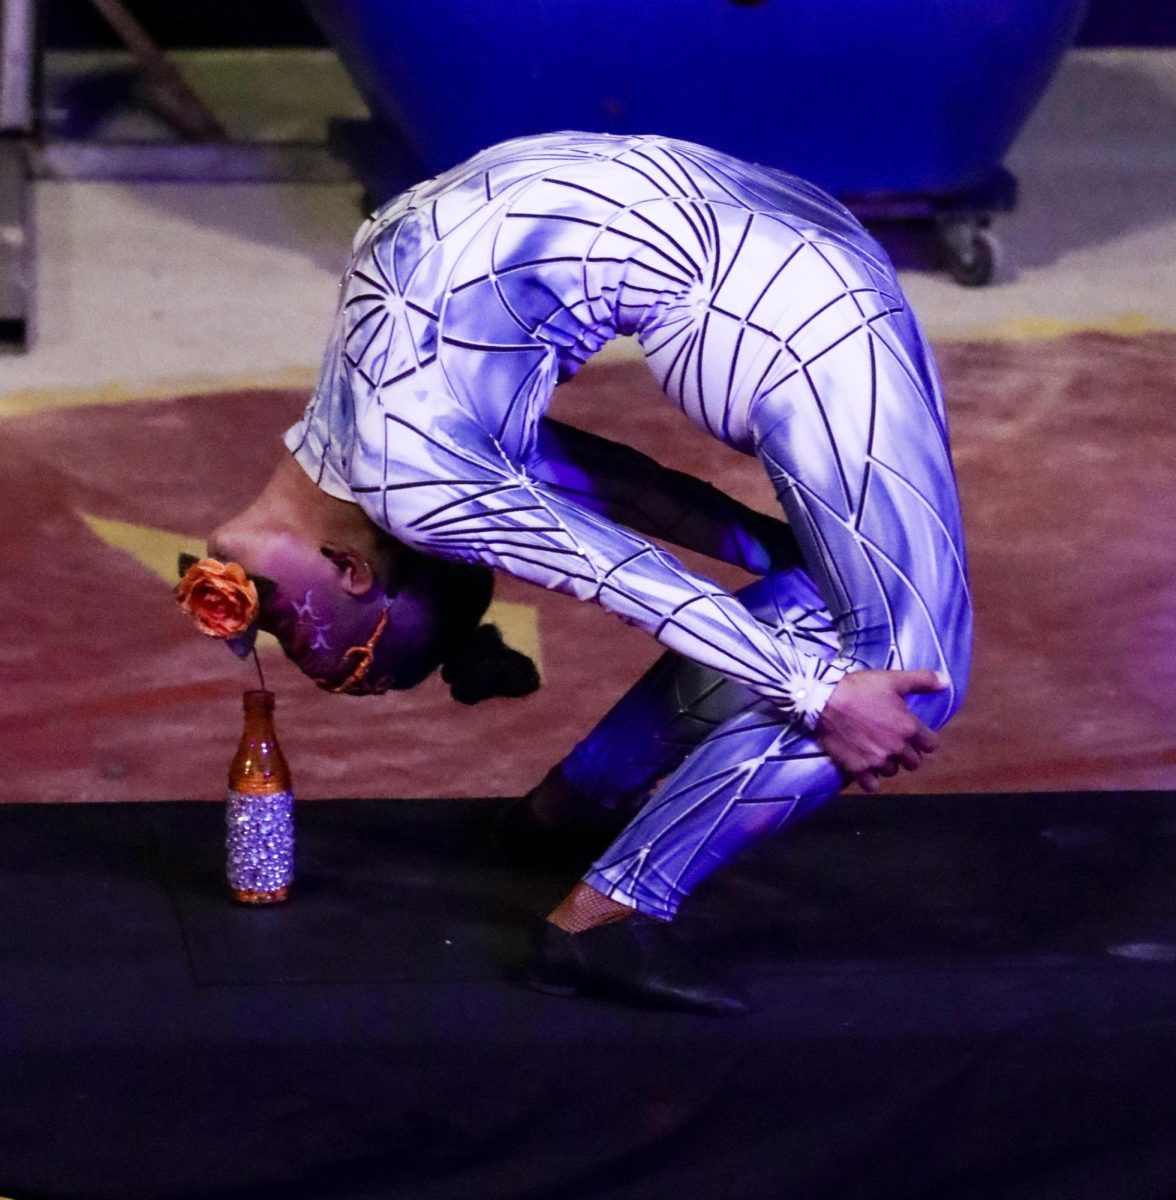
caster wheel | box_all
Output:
[937,220,999,287]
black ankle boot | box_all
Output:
[523,915,752,1017]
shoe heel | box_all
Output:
[523,974,579,998]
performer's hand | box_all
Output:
[815,669,947,793]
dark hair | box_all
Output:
[417,553,539,705]
[440,623,540,705]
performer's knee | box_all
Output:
[915,655,970,732]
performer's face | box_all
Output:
[206,523,452,696]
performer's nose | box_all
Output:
[206,525,249,568]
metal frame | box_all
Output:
[0,0,36,132]
[33,140,350,184]
[0,4,357,350]
[0,0,36,351]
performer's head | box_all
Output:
[202,455,504,697]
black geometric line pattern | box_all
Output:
[557,568,847,917]
[285,132,974,916]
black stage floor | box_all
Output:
[2,793,1176,1200]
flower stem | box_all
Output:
[252,646,268,692]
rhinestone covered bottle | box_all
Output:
[226,689,294,904]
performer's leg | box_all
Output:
[581,697,840,920]
[532,653,744,828]
[529,568,841,829]
[527,562,962,1012]
[526,567,842,1013]
[578,559,967,921]
[574,567,845,919]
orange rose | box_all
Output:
[174,558,260,639]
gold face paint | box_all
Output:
[318,608,391,695]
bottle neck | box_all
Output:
[230,689,291,795]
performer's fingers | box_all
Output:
[896,745,923,771]
[909,722,940,754]
[857,770,881,793]
[876,758,900,778]
[891,668,949,696]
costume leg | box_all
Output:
[582,701,841,920]
[555,654,743,823]
[581,568,850,920]
[554,567,841,824]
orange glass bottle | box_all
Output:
[226,689,294,904]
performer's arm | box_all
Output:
[353,399,851,727]
[530,418,801,575]
[744,328,964,785]
[747,355,960,676]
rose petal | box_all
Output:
[175,558,261,639]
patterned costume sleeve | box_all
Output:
[348,391,853,728]
[744,286,969,694]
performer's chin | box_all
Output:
[305,639,443,698]
[328,674,394,698]
[265,587,452,697]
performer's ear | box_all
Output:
[320,543,376,596]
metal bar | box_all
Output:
[842,167,1018,224]
[84,0,228,142]
[0,139,30,351]
[32,139,353,184]
[0,0,37,132]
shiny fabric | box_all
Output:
[287,132,973,917]
[572,572,871,918]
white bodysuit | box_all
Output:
[287,132,972,917]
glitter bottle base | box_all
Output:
[226,789,295,904]
[231,885,290,906]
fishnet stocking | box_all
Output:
[547,882,635,933]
